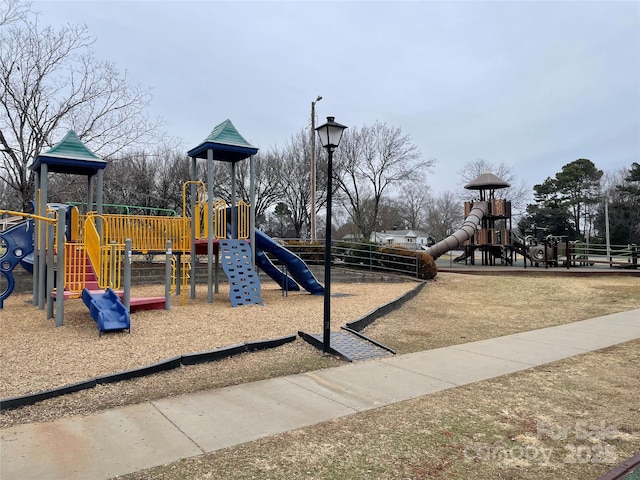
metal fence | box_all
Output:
[280,239,424,278]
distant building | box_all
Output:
[370,229,435,250]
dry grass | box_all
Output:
[365,273,640,353]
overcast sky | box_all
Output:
[34,0,639,196]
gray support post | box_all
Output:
[32,170,40,305]
[123,239,131,310]
[46,216,55,319]
[165,240,172,310]
[231,161,237,237]
[55,211,65,327]
[87,174,95,212]
[250,155,256,266]
[207,149,214,303]
[37,163,48,309]
[190,157,197,299]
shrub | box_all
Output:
[417,252,438,280]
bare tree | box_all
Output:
[277,131,314,237]
[332,121,433,239]
[397,182,431,230]
[0,9,163,210]
[0,0,29,27]
[212,150,283,228]
[425,191,464,241]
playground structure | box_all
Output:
[424,172,514,265]
[423,172,639,269]
[0,121,323,332]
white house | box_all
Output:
[370,229,434,250]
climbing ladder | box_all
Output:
[219,239,263,307]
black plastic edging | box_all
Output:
[246,334,297,351]
[346,281,426,332]
[181,343,248,366]
[340,326,396,354]
[597,452,640,480]
[298,330,323,350]
[96,356,182,385]
[297,331,343,359]
[0,335,299,410]
[0,379,97,410]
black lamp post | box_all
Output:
[315,116,347,353]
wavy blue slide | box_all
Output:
[82,288,131,336]
[255,230,324,295]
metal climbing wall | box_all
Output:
[219,239,263,307]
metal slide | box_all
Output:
[422,201,489,260]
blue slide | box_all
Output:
[255,249,301,292]
[255,229,324,295]
[0,220,34,308]
[82,288,131,336]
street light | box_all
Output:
[315,116,347,353]
[310,95,322,242]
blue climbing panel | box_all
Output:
[219,239,263,307]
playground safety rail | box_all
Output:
[81,213,191,254]
[67,202,178,217]
[280,239,425,279]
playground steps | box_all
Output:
[219,239,263,307]
[64,242,100,290]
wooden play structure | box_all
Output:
[461,173,513,266]
[423,172,514,266]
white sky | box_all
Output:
[34,0,640,196]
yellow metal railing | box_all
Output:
[181,257,190,306]
[84,215,124,289]
[64,243,87,294]
[99,242,122,289]
[80,214,191,253]
[170,256,177,294]
[237,200,250,240]
[84,215,103,286]
[182,181,206,219]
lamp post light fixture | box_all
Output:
[315,116,347,353]
[310,96,322,242]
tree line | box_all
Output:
[1,2,638,246]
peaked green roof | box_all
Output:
[31,130,106,175]
[46,130,100,160]
[188,119,258,162]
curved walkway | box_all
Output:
[1,309,639,480]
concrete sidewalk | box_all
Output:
[2,309,639,480]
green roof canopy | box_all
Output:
[188,119,258,162]
[30,130,106,175]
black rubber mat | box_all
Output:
[302,330,394,362]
